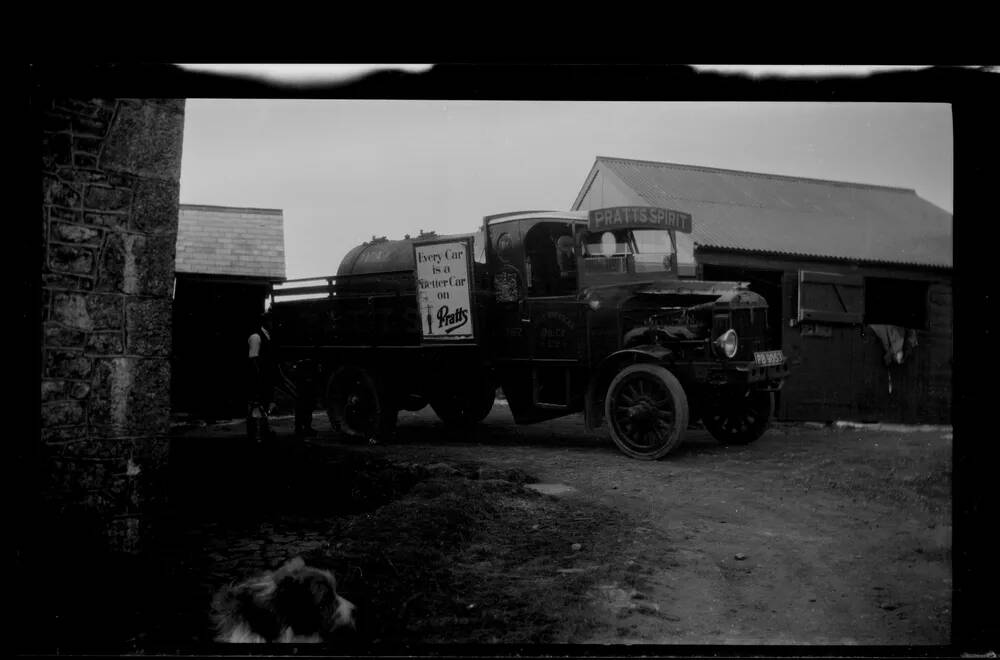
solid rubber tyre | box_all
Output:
[702,390,773,445]
[605,364,689,460]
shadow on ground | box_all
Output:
[386,406,732,462]
[20,435,633,652]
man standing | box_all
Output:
[247,312,278,443]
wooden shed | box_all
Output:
[572,157,952,424]
[171,204,286,420]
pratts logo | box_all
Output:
[435,305,469,334]
[588,206,692,233]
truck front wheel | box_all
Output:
[702,389,773,445]
[605,364,689,460]
[327,366,398,443]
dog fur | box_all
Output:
[211,557,356,643]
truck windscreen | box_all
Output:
[582,228,676,274]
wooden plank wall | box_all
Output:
[699,250,952,424]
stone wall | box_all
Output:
[40,98,185,553]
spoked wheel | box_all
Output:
[605,364,689,460]
[430,379,496,426]
[326,366,397,443]
[702,389,773,445]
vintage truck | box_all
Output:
[270,206,789,460]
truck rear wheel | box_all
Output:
[605,364,688,460]
[702,389,773,445]
[430,380,497,426]
[327,366,398,442]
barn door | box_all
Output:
[783,270,864,421]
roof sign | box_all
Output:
[588,206,692,234]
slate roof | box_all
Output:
[176,204,286,280]
[574,157,952,269]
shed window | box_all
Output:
[864,277,928,329]
[797,270,864,324]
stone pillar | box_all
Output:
[40,98,184,554]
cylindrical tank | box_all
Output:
[327,232,486,348]
[331,238,422,343]
[337,238,417,277]
[336,238,419,296]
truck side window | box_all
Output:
[556,235,575,274]
[525,221,576,296]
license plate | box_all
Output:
[754,350,785,366]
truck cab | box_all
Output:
[478,208,788,457]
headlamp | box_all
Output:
[714,329,738,358]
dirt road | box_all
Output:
[156,400,951,648]
[333,401,952,645]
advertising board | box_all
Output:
[414,237,475,340]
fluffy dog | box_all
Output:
[211,557,357,643]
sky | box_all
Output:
[178,101,953,280]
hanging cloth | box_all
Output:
[868,324,906,366]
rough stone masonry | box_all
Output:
[40,97,185,553]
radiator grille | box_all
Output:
[717,307,770,360]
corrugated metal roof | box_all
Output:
[176,204,286,280]
[584,157,952,269]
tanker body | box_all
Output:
[270,206,789,459]
[271,233,497,442]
